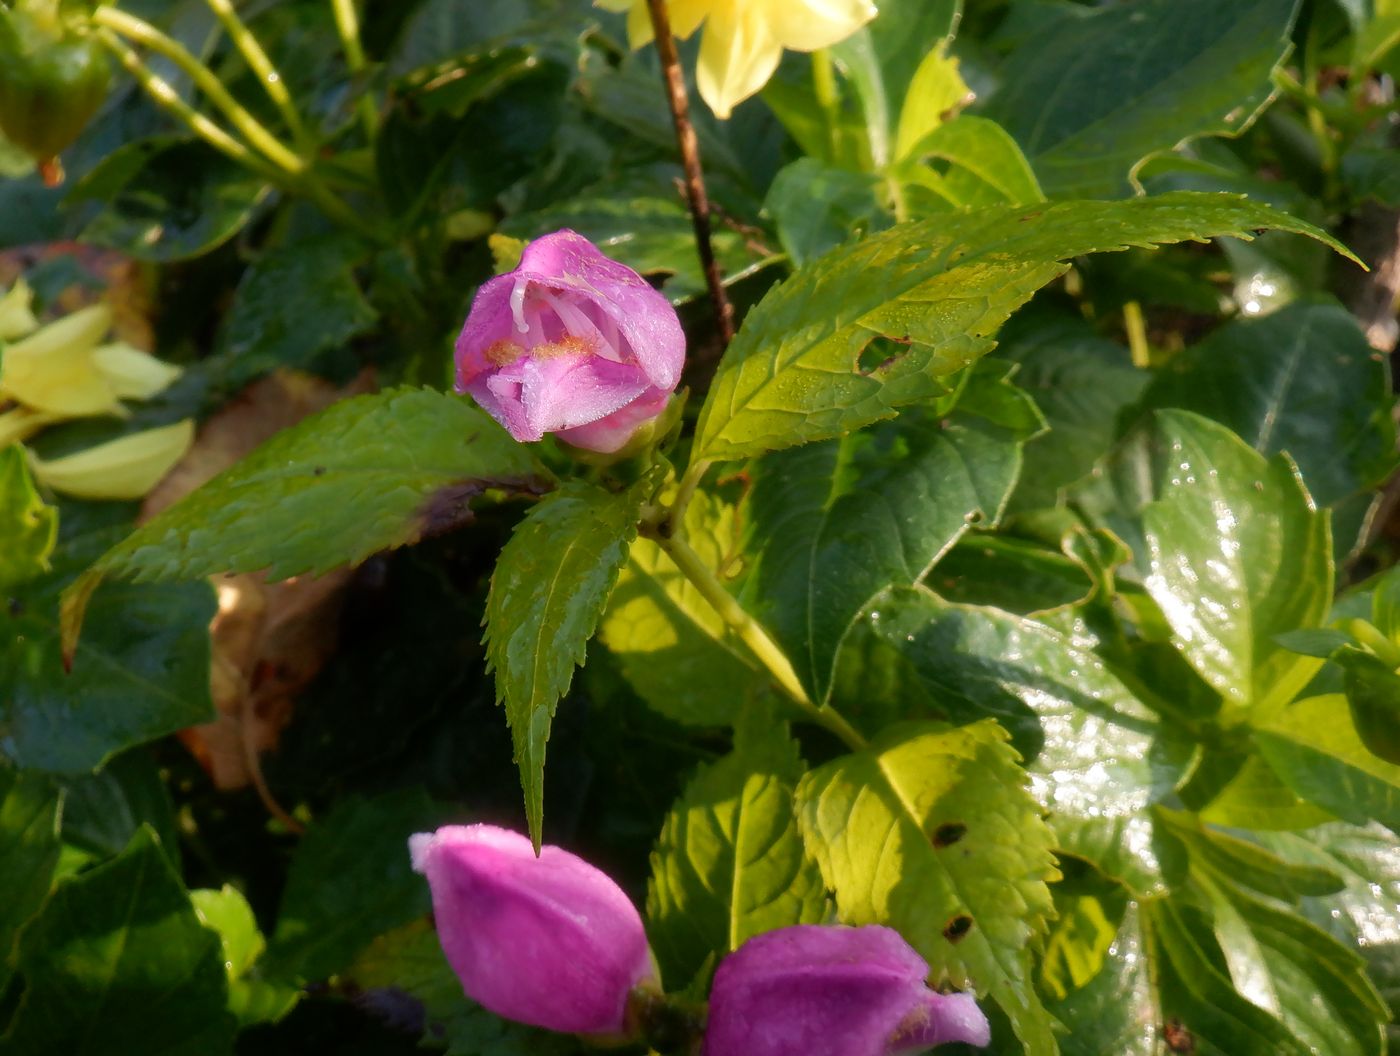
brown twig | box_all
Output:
[644,0,735,346]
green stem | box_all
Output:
[668,457,711,535]
[202,0,311,150]
[96,29,284,182]
[330,0,379,141]
[92,6,306,175]
[653,531,867,750]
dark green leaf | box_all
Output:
[0,445,56,589]
[1046,903,1156,1056]
[1154,808,1345,901]
[59,748,180,863]
[263,789,437,984]
[1334,648,1400,765]
[485,480,646,846]
[61,388,548,650]
[4,563,214,774]
[691,192,1349,464]
[1142,410,1332,714]
[797,720,1061,1054]
[983,0,1299,198]
[217,233,379,382]
[0,769,59,993]
[647,712,826,988]
[762,159,890,267]
[743,388,1030,703]
[1139,299,1396,507]
[68,137,271,262]
[2,826,235,1055]
[869,0,961,113]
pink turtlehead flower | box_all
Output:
[703,925,991,1056]
[454,230,685,453]
[409,824,655,1036]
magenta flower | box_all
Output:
[704,925,991,1056]
[409,824,656,1035]
[454,230,685,453]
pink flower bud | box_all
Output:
[409,824,656,1035]
[454,230,685,453]
[704,925,991,1056]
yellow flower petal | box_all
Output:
[0,304,123,418]
[0,278,38,341]
[697,4,783,118]
[0,406,58,447]
[596,0,712,49]
[30,419,194,500]
[766,0,876,52]
[92,342,183,400]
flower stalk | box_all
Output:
[643,0,735,347]
[202,0,310,150]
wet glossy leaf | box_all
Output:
[743,385,1031,704]
[851,587,1180,896]
[0,444,56,589]
[647,713,826,988]
[1142,410,1332,714]
[692,192,1348,464]
[2,827,235,1055]
[1046,903,1156,1056]
[1140,299,1395,507]
[68,137,271,262]
[1154,808,1344,901]
[1255,694,1400,832]
[600,490,761,727]
[485,480,646,847]
[263,789,437,984]
[0,769,59,994]
[797,720,1061,1054]
[61,388,548,650]
[984,0,1298,197]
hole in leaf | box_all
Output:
[857,335,911,376]
[932,822,967,848]
[942,915,973,943]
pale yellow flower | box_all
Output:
[92,342,183,400]
[0,304,125,418]
[598,0,877,118]
[0,406,58,447]
[28,419,195,500]
[0,278,38,341]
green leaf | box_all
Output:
[1045,902,1156,1056]
[68,137,271,262]
[263,789,437,984]
[1142,410,1333,714]
[500,195,770,304]
[898,117,1045,211]
[868,0,961,113]
[600,489,761,727]
[1154,808,1344,901]
[647,712,826,988]
[1333,648,1400,765]
[983,0,1299,198]
[762,159,890,268]
[691,192,1350,464]
[191,886,299,1027]
[1139,299,1396,508]
[1255,694,1400,832]
[4,549,215,774]
[893,44,971,161]
[929,535,1095,615]
[851,587,1180,896]
[743,390,1030,703]
[1197,874,1390,1056]
[995,306,1150,512]
[796,719,1061,1054]
[485,480,645,847]
[1039,860,1128,1002]
[60,388,548,652]
[1342,147,1400,207]
[1,826,235,1055]
[59,748,180,863]
[217,233,379,383]
[1198,753,1338,831]
[0,769,59,994]
[0,445,56,589]
[1141,897,1309,1056]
